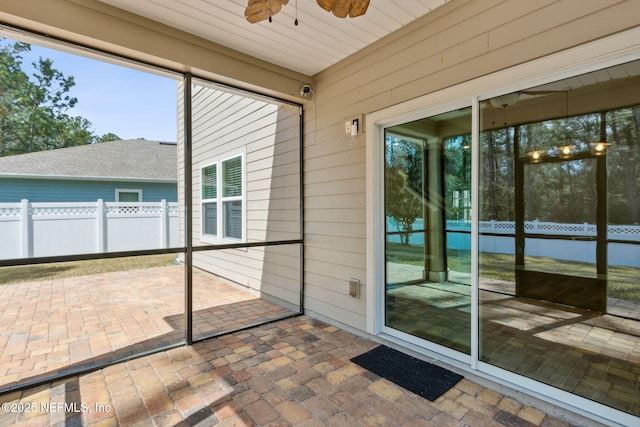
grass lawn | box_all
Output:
[0,254,178,285]
[386,242,640,302]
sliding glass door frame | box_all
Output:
[365,27,640,427]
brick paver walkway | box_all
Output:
[0,316,583,427]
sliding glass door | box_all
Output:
[377,58,640,421]
[478,60,640,417]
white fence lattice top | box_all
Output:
[0,200,178,218]
[32,205,98,216]
[0,207,22,217]
[446,220,640,241]
[105,204,171,215]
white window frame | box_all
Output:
[115,188,142,202]
[200,152,246,243]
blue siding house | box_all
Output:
[0,139,177,203]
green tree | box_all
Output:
[96,132,121,143]
[444,135,471,221]
[0,41,30,156]
[386,138,423,245]
[25,57,78,152]
[608,108,639,224]
[0,38,115,156]
[479,106,639,225]
[57,115,94,148]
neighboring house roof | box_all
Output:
[0,139,177,182]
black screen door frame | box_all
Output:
[514,149,608,312]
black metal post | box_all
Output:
[184,74,193,345]
[298,105,305,313]
[514,129,525,292]
[596,154,608,307]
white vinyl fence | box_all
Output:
[388,218,640,268]
[0,199,179,259]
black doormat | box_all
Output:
[351,345,463,401]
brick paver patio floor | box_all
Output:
[0,315,586,427]
[0,264,292,391]
[0,264,620,426]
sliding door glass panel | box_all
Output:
[479,59,640,417]
[384,107,472,354]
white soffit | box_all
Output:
[97,0,448,76]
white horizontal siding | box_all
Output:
[248,198,301,211]
[193,244,300,308]
[302,0,639,330]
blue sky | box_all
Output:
[20,42,178,142]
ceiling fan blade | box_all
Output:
[349,0,370,17]
[245,0,289,23]
[245,0,269,17]
[331,0,351,18]
[316,0,337,13]
[246,9,271,23]
[316,0,369,19]
[270,0,287,15]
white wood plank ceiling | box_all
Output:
[98,0,449,76]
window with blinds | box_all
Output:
[202,164,217,199]
[203,202,217,236]
[223,156,242,197]
[201,154,244,241]
[222,156,243,239]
